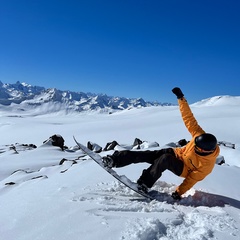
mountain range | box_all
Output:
[0,81,168,115]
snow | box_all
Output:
[0,97,240,240]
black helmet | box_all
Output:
[195,133,217,151]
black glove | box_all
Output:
[172,87,184,99]
[171,191,182,201]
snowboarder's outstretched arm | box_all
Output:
[172,87,220,197]
[172,87,205,137]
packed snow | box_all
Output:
[0,96,240,240]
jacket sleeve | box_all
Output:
[176,161,216,195]
[178,98,205,137]
[176,170,205,195]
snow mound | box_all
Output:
[192,95,240,107]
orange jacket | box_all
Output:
[173,98,220,196]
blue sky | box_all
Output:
[0,0,240,103]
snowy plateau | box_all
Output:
[0,82,240,240]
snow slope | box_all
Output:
[0,97,240,240]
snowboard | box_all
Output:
[73,136,158,201]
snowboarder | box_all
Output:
[102,87,220,200]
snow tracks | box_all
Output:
[73,180,239,240]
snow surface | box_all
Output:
[0,98,240,240]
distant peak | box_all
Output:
[0,81,169,115]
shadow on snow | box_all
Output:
[148,190,240,209]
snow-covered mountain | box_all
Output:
[192,95,240,106]
[0,81,168,114]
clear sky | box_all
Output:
[0,0,240,103]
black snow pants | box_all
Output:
[111,148,184,188]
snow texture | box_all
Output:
[0,94,240,240]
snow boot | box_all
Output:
[102,156,115,168]
[137,179,149,193]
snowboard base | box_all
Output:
[73,136,162,201]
